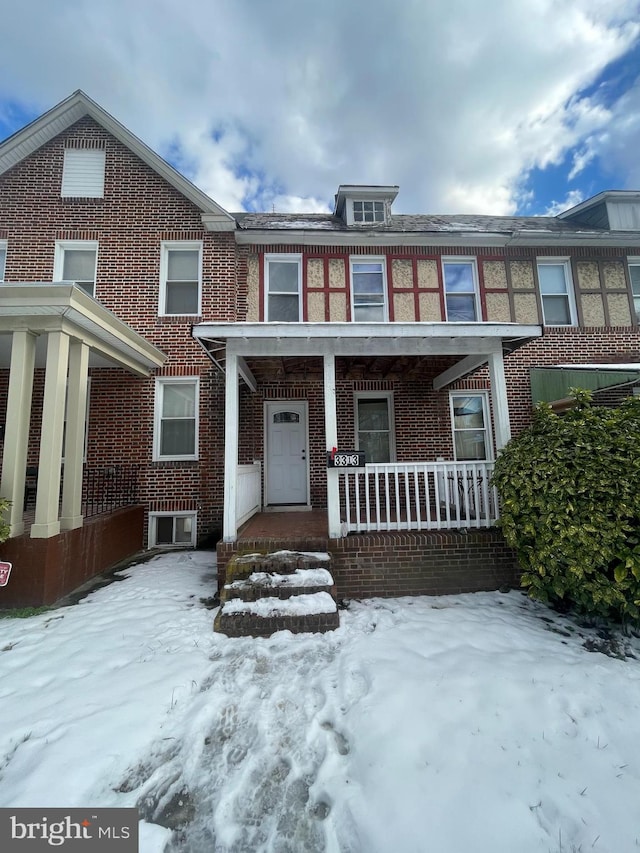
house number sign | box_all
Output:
[327,451,366,468]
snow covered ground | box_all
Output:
[1,550,640,853]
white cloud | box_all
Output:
[0,0,638,214]
[545,190,585,216]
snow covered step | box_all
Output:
[214,592,339,638]
[215,550,339,637]
[224,550,332,584]
[222,568,336,602]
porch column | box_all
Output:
[31,331,70,538]
[223,350,239,542]
[60,340,89,531]
[323,353,341,539]
[488,349,511,451]
[0,330,37,537]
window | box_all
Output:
[61,148,105,198]
[54,241,98,297]
[0,241,6,281]
[450,393,491,461]
[159,242,202,316]
[149,512,197,547]
[353,200,385,223]
[355,393,394,463]
[265,254,301,321]
[154,378,199,461]
[629,259,640,322]
[350,258,387,321]
[443,259,479,321]
[537,259,576,326]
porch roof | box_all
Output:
[193,321,542,360]
[0,284,167,376]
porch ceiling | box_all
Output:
[0,284,167,375]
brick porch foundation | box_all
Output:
[217,528,519,599]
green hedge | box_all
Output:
[492,390,640,624]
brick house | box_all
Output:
[1,91,639,605]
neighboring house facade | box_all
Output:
[1,92,639,605]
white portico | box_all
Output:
[0,284,166,539]
[193,321,542,541]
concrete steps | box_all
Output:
[214,550,340,638]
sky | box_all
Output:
[0,0,639,217]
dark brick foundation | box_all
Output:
[217,528,519,599]
[0,506,145,607]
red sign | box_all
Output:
[0,561,12,587]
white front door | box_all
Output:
[265,401,308,505]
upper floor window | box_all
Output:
[153,377,199,461]
[0,241,6,281]
[160,242,202,316]
[537,259,576,326]
[54,241,98,297]
[629,259,640,323]
[61,148,105,198]
[265,254,301,321]
[355,393,395,463]
[443,259,480,321]
[353,200,385,223]
[450,393,491,461]
[350,258,387,321]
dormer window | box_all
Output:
[334,184,398,227]
[353,200,385,223]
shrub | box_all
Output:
[492,390,640,624]
[0,497,10,544]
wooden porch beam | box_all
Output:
[237,356,257,393]
[432,353,490,390]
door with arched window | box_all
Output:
[265,401,309,505]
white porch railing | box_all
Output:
[338,461,498,533]
[236,461,262,527]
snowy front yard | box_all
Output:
[1,552,639,853]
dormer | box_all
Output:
[558,191,640,230]
[334,184,399,226]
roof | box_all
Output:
[233,210,640,247]
[0,90,236,232]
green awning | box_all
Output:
[530,366,640,405]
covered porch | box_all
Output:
[0,285,166,605]
[194,321,541,543]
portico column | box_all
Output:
[223,350,239,542]
[60,340,89,530]
[488,348,511,451]
[31,331,70,538]
[0,330,37,537]
[323,353,341,538]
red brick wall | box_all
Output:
[0,117,232,544]
[1,506,145,607]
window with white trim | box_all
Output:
[628,258,640,323]
[443,259,480,321]
[536,259,577,326]
[353,200,385,223]
[450,393,491,461]
[0,241,6,281]
[159,242,202,316]
[154,378,199,461]
[355,393,395,463]
[61,148,105,198]
[54,241,98,297]
[149,512,197,547]
[265,254,302,321]
[350,258,387,321]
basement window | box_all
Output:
[149,512,197,547]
